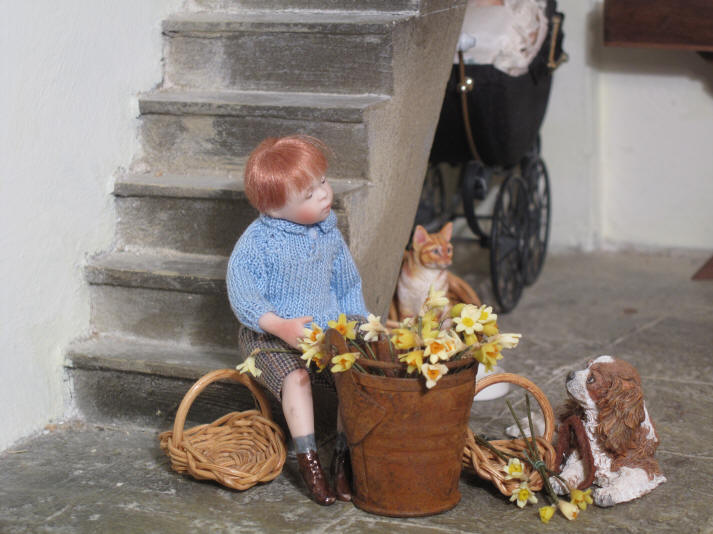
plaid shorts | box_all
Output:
[237,325,336,400]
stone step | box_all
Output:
[189,0,418,12]
[65,334,271,426]
[89,277,238,348]
[65,334,337,432]
[137,90,386,177]
[162,11,408,94]
[85,249,228,295]
[113,172,365,255]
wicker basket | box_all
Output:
[462,373,556,496]
[159,369,287,491]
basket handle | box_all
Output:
[474,373,555,442]
[171,369,273,445]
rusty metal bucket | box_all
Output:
[336,359,477,517]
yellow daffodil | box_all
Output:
[420,310,440,341]
[399,349,424,374]
[453,304,484,336]
[400,316,416,328]
[236,355,262,377]
[421,362,449,389]
[482,321,499,337]
[503,458,527,480]
[475,342,503,372]
[423,285,449,312]
[492,332,521,349]
[300,344,326,368]
[359,313,387,342]
[558,499,580,520]
[331,352,359,373]
[313,352,329,372]
[391,328,419,350]
[509,481,538,508]
[328,313,357,340]
[450,303,465,318]
[463,332,479,346]
[476,305,497,325]
[539,505,556,524]
[424,332,462,364]
[570,488,593,511]
[301,322,324,345]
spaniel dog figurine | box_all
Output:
[550,355,666,507]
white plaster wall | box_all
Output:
[598,48,713,250]
[541,0,713,251]
[0,1,183,451]
[540,0,602,250]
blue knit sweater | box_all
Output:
[226,211,368,333]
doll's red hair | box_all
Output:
[244,135,329,213]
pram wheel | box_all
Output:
[490,175,528,312]
[522,154,551,286]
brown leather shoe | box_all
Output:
[330,447,352,502]
[296,450,335,505]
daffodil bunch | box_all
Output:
[494,395,594,524]
[449,301,521,372]
[290,286,521,391]
[298,322,329,372]
[298,313,378,375]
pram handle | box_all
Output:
[548,14,569,71]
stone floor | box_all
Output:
[2,249,712,533]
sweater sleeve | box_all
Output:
[226,230,275,333]
[331,232,369,318]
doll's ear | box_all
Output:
[412,225,429,247]
[439,222,453,242]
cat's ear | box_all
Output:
[412,225,429,247]
[439,222,453,242]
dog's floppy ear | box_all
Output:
[596,371,645,454]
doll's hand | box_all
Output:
[259,313,313,349]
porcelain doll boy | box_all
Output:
[227,135,368,505]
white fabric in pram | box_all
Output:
[454,0,548,77]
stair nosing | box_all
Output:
[163,11,411,35]
[138,89,390,122]
[113,172,369,202]
[66,334,239,381]
[85,249,229,295]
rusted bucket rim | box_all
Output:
[357,357,475,371]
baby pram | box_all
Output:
[416,0,567,312]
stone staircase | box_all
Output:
[65,0,466,428]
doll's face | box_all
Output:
[267,175,333,225]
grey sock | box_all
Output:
[293,434,317,454]
[335,432,348,452]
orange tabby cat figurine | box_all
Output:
[389,223,481,323]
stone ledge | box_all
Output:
[138,90,389,122]
[66,334,239,380]
[163,10,412,34]
[85,250,228,294]
[114,171,368,205]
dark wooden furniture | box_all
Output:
[604,0,713,52]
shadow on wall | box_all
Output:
[585,5,713,99]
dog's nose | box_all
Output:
[566,371,575,383]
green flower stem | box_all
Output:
[352,362,367,374]
[507,396,560,506]
[364,340,377,360]
[506,400,536,458]
[347,338,371,360]
[474,434,517,462]
[387,336,396,363]
[346,339,386,375]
